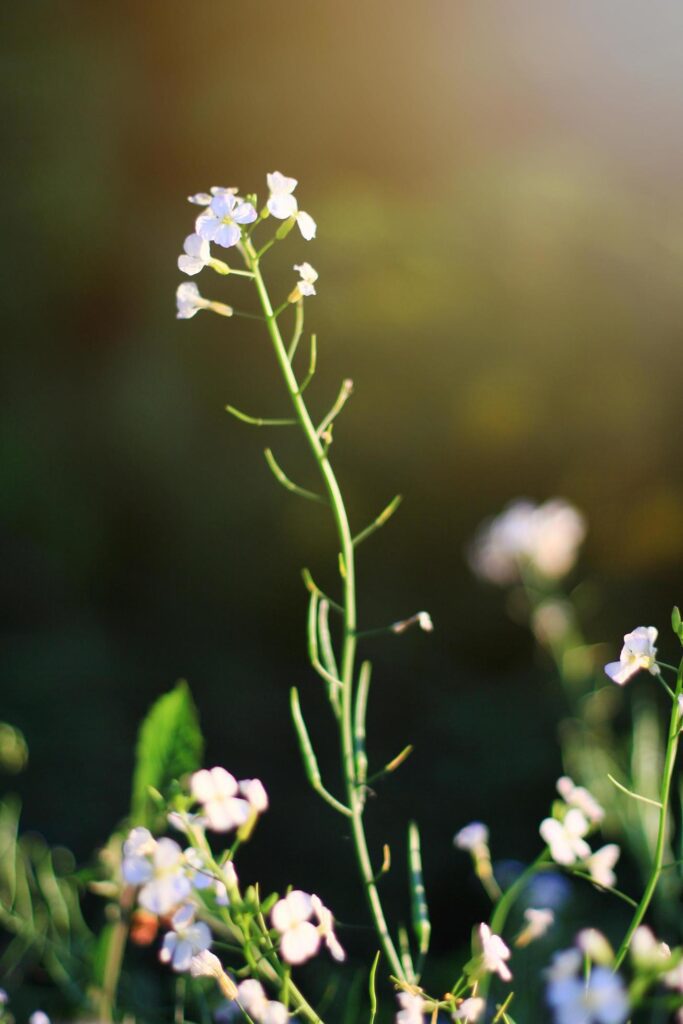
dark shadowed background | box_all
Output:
[2,0,683,1014]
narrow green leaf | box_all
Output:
[130,681,204,827]
[408,821,431,959]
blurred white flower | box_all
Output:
[189,949,223,978]
[604,627,659,686]
[576,929,613,966]
[391,611,434,635]
[176,282,232,320]
[122,832,191,915]
[160,904,212,972]
[478,923,512,982]
[546,948,583,983]
[293,262,318,297]
[271,890,320,964]
[196,191,257,249]
[454,822,489,852]
[630,927,671,969]
[468,499,586,585]
[191,767,251,832]
[187,187,238,206]
[453,998,485,1022]
[237,979,269,1019]
[0,990,8,1006]
[546,961,628,1024]
[167,810,207,836]
[262,1002,289,1024]
[584,844,620,889]
[311,894,345,961]
[556,777,605,824]
[540,809,591,866]
[515,907,554,947]
[29,1014,50,1024]
[239,778,269,813]
[183,847,213,891]
[395,991,428,1024]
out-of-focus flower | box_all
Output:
[271,890,320,964]
[395,991,428,1024]
[527,871,572,911]
[196,192,257,249]
[183,847,213,891]
[546,956,629,1024]
[159,904,212,972]
[584,845,620,889]
[191,767,251,832]
[122,831,191,915]
[391,611,434,635]
[239,778,269,813]
[556,777,605,824]
[515,907,554,947]
[0,989,8,1005]
[176,282,232,320]
[540,809,591,866]
[453,998,485,1022]
[454,822,489,851]
[476,923,512,982]
[576,929,613,966]
[532,600,573,645]
[237,979,269,1020]
[604,627,659,686]
[29,1014,50,1024]
[630,927,672,969]
[167,810,207,836]
[468,499,586,585]
[190,949,238,1000]
[188,187,238,206]
[262,1003,289,1024]
[311,894,345,961]
[546,949,583,983]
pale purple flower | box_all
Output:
[546,960,629,1024]
[604,627,659,685]
[178,233,211,276]
[137,838,192,915]
[160,904,212,972]
[176,282,232,320]
[478,923,512,981]
[454,822,489,852]
[196,192,257,249]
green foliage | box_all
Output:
[0,797,92,1001]
[672,605,683,645]
[130,680,204,829]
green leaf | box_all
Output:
[130,681,204,827]
[672,606,683,643]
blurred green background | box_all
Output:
[2,0,683,1011]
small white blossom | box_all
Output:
[266,172,316,239]
[468,499,586,585]
[454,822,489,852]
[239,778,269,813]
[540,809,591,866]
[176,282,232,320]
[271,889,320,965]
[29,1014,50,1024]
[190,767,251,832]
[296,209,317,240]
[178,233,212,276]
[547,961,629,1024]
[604,627,659,686]
[311,894,345,961]
[189,949,223,978]
[478,922,512,982]
[196,191,257,249]
[584,844,620,889]
[167,810,207,836]
[453,998,485,1022]
[391,611,434,635]
[0,990,8,1006]
[160,904,212,972]
[122,826,157,883]
[183,847,213,891]
[293,262,318,297]
[237,979,269,1019]
[395,991,428,1024]
[262,1002,289,1024]
[556,777,605,824]
[516,907,554,947]
[576,929,613,966]
[122,831,191,915]
[630,926,671,969]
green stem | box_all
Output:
[243,238,405,982]
[613,661,683,968]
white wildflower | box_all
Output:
[311,894,345,962]
[468,499,586,585]
[515,907,554,947]
[477,922,512,982]
[271,889,320,965]
[540,809,591,866]
[29,1014,50,1024]
[395,991,428,1024]
[454,822,489,852]
[190,767,251,832]
[196,191,257,249]
[391,611,434,635]
[293,262,318,298]
[453,998,485,1022]
[178,233,212,276]
[237,979,269,1019]
[631,926,671,969]
[604,627,659,686]
[556,776,605,824]
[183,847,213,891]
[576,929,613,966]
[262,1002,289,1024]
[584,844,620,889]
[176,282,232,320]
[159,903,212,972]
[122,832,191,915]
[239,778,269,813]
[296,209,317,240]
[266,172,316,239]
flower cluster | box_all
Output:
[546,941,629,1024]
[540,777,619,888]
[468,498,586,585]
[175,173,318,321]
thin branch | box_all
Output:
[607,774,663,809]
[307,591,343,715]
[263,449,327,505]
[226,406,296,427]
[353,495,403,548]
[317,379,354,439]
[287,300,305,362]
[290,689,352,817]
[296,334,317,395]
